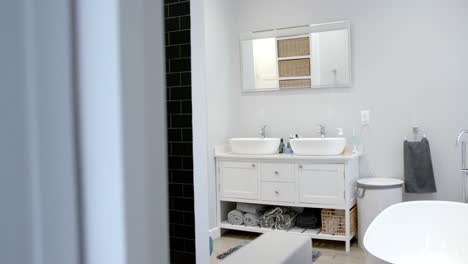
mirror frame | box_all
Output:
[240,20,352,92]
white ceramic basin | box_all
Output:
[230,138,280,155]
[364,201,468,264]
[289,138,346,156]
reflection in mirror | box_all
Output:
[240,21,351,92]
[253,38,278,89]
[310,29,350,87]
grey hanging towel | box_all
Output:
[404,137,437,193]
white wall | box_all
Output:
[234,0,468,201]
[204,0,241,230]
[192,0,241,261]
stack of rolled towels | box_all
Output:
[227,203,267,226]
[227,203,298,231]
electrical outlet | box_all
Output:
[361,110,370,125]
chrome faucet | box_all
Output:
[457,129,468,172]
[259,125,268,138]
[317,124,326,138]
[457,129,468,146]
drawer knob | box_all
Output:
[274,171,279,175]
[299,165,303,169]
[252,164,256,168]
[274,190,279,194]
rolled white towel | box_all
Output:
[243,212,261,226]
[236,203,268,214]
[227,209,244,225]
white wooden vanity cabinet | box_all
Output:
[215,150,360,252]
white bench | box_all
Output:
[220,232,312,264]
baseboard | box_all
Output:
[209,227,221,239]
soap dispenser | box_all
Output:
[352,128,359,154]
[283,134,294,154]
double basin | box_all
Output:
[230,137,346,156]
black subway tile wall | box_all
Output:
[165,0,195,263]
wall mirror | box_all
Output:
[240,21,351,92]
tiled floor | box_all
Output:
[210,231,366,264]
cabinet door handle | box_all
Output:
[274,171,279,175]
[251,164,256,168]
[274,190,279,194]
[299,164,303,169]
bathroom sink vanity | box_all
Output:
[214,146,360,252]
[213,19,356,251]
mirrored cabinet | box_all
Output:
[240,21,352,92]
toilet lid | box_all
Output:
[357,178,403,189]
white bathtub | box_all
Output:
[364,201,468,264]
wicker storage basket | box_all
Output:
[277,37,310,58]
[278,59,310,77]
[321,206,357,235]
[279,79,311,89]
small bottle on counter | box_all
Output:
[278,138,285,153]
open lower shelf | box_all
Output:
[220,221,354,242]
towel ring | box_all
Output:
[413,127,426,138]
[405,126,426,141]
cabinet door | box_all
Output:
[219,161,259,200]
[298,164,345,205]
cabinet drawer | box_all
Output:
[260,163,295,182]
[261,182,296,203]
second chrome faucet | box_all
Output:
[317,124,326,138]
[259,125,268,138]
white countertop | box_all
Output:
[214,145,361,161]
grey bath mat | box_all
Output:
[216,241,321,262]
[216,241,250,260]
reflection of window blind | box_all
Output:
[277,36,312,89]
[279,79,311,88]
[277,37,310,57]
[278,59,310,77]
